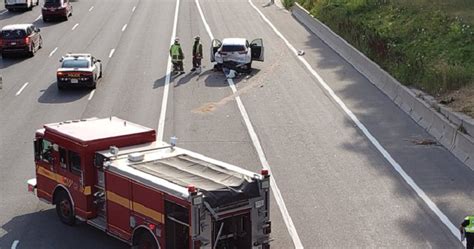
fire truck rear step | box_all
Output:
[87,216,107,231]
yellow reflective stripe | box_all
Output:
[107,191,130,209]
[37,166,90,195]
[106,191,165,224]
[37,167,56,181]
[132,202,165,224]
[83,186,92,195]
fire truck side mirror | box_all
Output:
[94,153,107,169]
[34,139,41,161]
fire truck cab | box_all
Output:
[28,117,271,249]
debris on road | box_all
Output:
[407,138,439,146]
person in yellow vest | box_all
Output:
[169,37,184,74]
[190,35,203,72]
[461,215,474,248]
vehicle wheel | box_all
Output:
[28,44,35,57]
[43,17,48,22]
[64,14,68,21]
[135,231,158,249]
[38,37,43,49]
[57,83,64,90]
[55,190,75,225]
[99,69,102,79]
[245,62,252,72]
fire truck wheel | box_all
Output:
[55,190,75,225]
[134,231,158,249]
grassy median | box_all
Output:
[289,0,474,117]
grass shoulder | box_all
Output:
[291,0,474,117]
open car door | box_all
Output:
[250,38,264,62]
[210,39,222,62]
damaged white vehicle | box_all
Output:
[210,38,264,72]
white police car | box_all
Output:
[57,53,102,90]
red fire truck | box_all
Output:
[27,117,271,249]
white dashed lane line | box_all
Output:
[72,23,79,30]
[122,24,127,32]
[88,6,94,11]
[88,89,95,100]
[132,6,136,12]
[35,15,42,21]
[49,47,58,57]
[108,49,115,58]
[15,82,29,96]
[11,240,19,249]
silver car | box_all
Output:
[210,38,264,72]
[5,0,39,11]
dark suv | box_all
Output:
[42,0,73,22]
[0,24,42,57]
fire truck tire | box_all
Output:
[55,190,76,225]
[133,230,158,249]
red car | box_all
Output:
[0,24,43,57]
[42,0,72,22]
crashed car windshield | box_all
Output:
[221,45,246,52]
[62,59,89,68]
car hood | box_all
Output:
[215,52,250,64]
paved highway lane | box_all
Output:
[82,0,174,129]
[196,0,469,247]
[166,1,295,248]
[0,0,146,248]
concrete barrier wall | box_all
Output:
[292,3,474,170]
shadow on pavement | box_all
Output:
[37,81,90,103]
[0,209,127,249]
[0,9,27,21]
[33,18,62,29]
[0,55,27,69]
[295,17,470,246]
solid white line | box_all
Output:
[88,6,94,12]
[15,82,29,96]
[156,0,180,141]
[49,47,58,57]
[132,6,136,12]
[11,240,19,249]
[35,15,42,21]
[121,24,127,32]
[108,49,115,58]
[88,89,95,100]
[195,0,304,248]
[247,0,462,243]
[72,23,79,30]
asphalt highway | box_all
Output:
[0,0,472,248]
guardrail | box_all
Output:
[291,3,474,169]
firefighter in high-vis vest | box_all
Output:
[191,35,203,72]
[461,216,474,248]
[170,37,184,74]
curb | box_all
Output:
[291,3,474,170]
